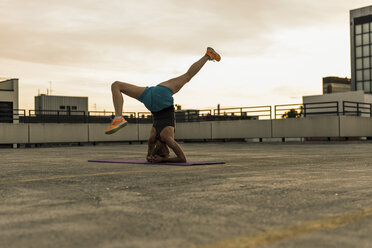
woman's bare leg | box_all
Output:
[159,55,209,94]
[111,81,146,117]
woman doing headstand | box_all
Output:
[105,47,221,163]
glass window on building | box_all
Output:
[356,58,363,69]
[356,24,362,34]
[364,81,371,92]
[356,34,362,46]
[363,23,370,33]
[363,33,370,44]
[357,82,363,90]
[363,57,370,68]
[356,70,363,81]
[356,47,362,57]
[363,45,370,56]
[364,69,371,80]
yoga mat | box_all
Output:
[88,158,225,166]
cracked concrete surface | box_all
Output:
[0,142,372,248]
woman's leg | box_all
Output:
[111,81,146,117]
[159,55,209,94]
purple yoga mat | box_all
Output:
[88,158,225,166]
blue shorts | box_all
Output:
[138,85,174,112]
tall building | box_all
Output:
[350,5,372,93]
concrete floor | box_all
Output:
[0,142,372,248]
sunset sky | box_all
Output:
[1,0,371,112]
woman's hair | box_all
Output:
[152,140,170,158]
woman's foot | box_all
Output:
[105,116,128,134]
[205,47,221,62]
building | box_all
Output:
[35,94,88,115]
[323,77,351,94]
[350,5,372,93]
[302,6,372,116]
[303,91,372,117]
[0,78,19,123]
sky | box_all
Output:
[1,0,371,112]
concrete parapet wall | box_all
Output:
[2,116,372,145]
[0,123,28,144]
[175,122,212,140]
[211,120,272,139]
[138,124,152,141]
[339,116,372,137]
[88,123,138,142]
[272,116,340,138]
[29,123,89,143]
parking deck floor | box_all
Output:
[1,142,372,248]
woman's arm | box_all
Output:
[161,136,187,163]
[151,126,186,163]
[147,128,157,161]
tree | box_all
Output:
[282,108,302,119]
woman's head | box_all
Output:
[152,140,170,158]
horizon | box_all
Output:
[1,0,372,112]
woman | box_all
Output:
[105,47,221,163]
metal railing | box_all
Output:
[87,111,137,123]
[137,112,153,123]
[303,101,339,117]
[275,101,372,119]
[137,109,214,123]
[29,109,86,116]
[176,109,213,122]
[87,110,115,117]
[3,101,372,124]
[26,109,87,123]
[275,102,339,119]
[213,106,272,120]
[343,101,372,117]
[274,104,303,119]
[88,111,136,118]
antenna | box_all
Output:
[49,81,52,95]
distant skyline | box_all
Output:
[1,0,371,112]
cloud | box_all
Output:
[0,0,364,70]
[1,0,371,111]
[270,84,319,100]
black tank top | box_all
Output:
[152,105,175,138]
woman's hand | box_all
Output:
[146,155,153,162]
[146,155,164,163]
[152,155,164,163]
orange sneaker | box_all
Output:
[105,116,128,135]
[205,47,221,62]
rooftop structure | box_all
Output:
[323,77,351,94]
[35,94,88,115]
[0,78,19,123]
